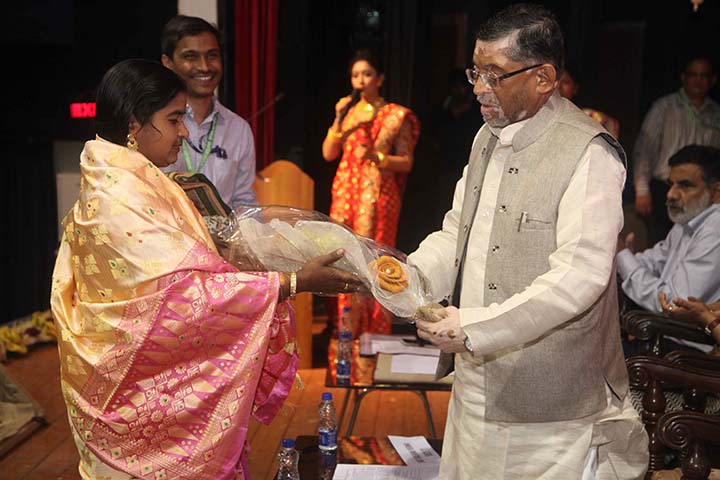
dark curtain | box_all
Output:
[2,140,57,323]
[234,0,279,170]
[384,2,436,253]
[382,1,418,108]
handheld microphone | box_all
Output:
[338,89,361,124]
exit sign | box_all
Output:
[70,102,96,118]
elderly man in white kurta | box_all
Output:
[409,5,648,479]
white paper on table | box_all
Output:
[390,354,440,375]
[359,333,441,357]
[332,464,439,480]
[387,436,440,466]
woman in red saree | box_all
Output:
[51,59,363,480]
[322,50,421,337]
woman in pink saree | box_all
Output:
[51,59,363,480]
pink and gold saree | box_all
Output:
[51,138,296,480]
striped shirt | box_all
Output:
[633,89,720,195]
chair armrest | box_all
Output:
[627,355,720,393]
[664,350,720,370]
[622,309,714,346]
[657,411,720,473]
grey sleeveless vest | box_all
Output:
[438,93,630,422]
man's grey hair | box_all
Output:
[476,3,564,77]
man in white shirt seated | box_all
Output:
[160,15,257,209]
[618,145,720,353]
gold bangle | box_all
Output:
[289,271,297,300]
[376,151,389,169]
[327,128,343,141]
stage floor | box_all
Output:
[0,341,449,480]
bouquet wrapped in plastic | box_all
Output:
[204,206,431,319]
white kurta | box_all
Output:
[410,121,648,479]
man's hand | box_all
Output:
[416,306,469,353]
[635,193,652,217]
[413,303,447,323]
[617,232,636,254]
[659,292,715,326]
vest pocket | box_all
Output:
[517,212,553,231]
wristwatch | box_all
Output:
[704,316,720,336]
[464,336,474,353]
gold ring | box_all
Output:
[668,306,674,312]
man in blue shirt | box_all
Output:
[160,15,257,209]
[618,145,720,346]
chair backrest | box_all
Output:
[253,160,314,209]
[253,160,315,369]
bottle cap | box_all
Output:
[282,438,295,448]
[339,330,352,340]
[322,392,333,401]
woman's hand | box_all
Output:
[296,249,367,295]
[334,96,353,119]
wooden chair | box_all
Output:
[626,353,720,479]
[254,160,315,369]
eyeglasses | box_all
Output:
[465,63,543,89]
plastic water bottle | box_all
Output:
[276,438,300,480]
[336,330,352,386]
[318,448,337,479]
[318,392,338,451]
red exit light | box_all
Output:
[70,102,96,118]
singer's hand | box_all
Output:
[335,96,353,118]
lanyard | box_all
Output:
[182,112,219,173]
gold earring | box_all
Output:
[126,133,138,151]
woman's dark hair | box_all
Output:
[95,59,186,145]
[337,49,384,124]
[347,48,384,76]
[161,15,221,58]
[476,3,564,77]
